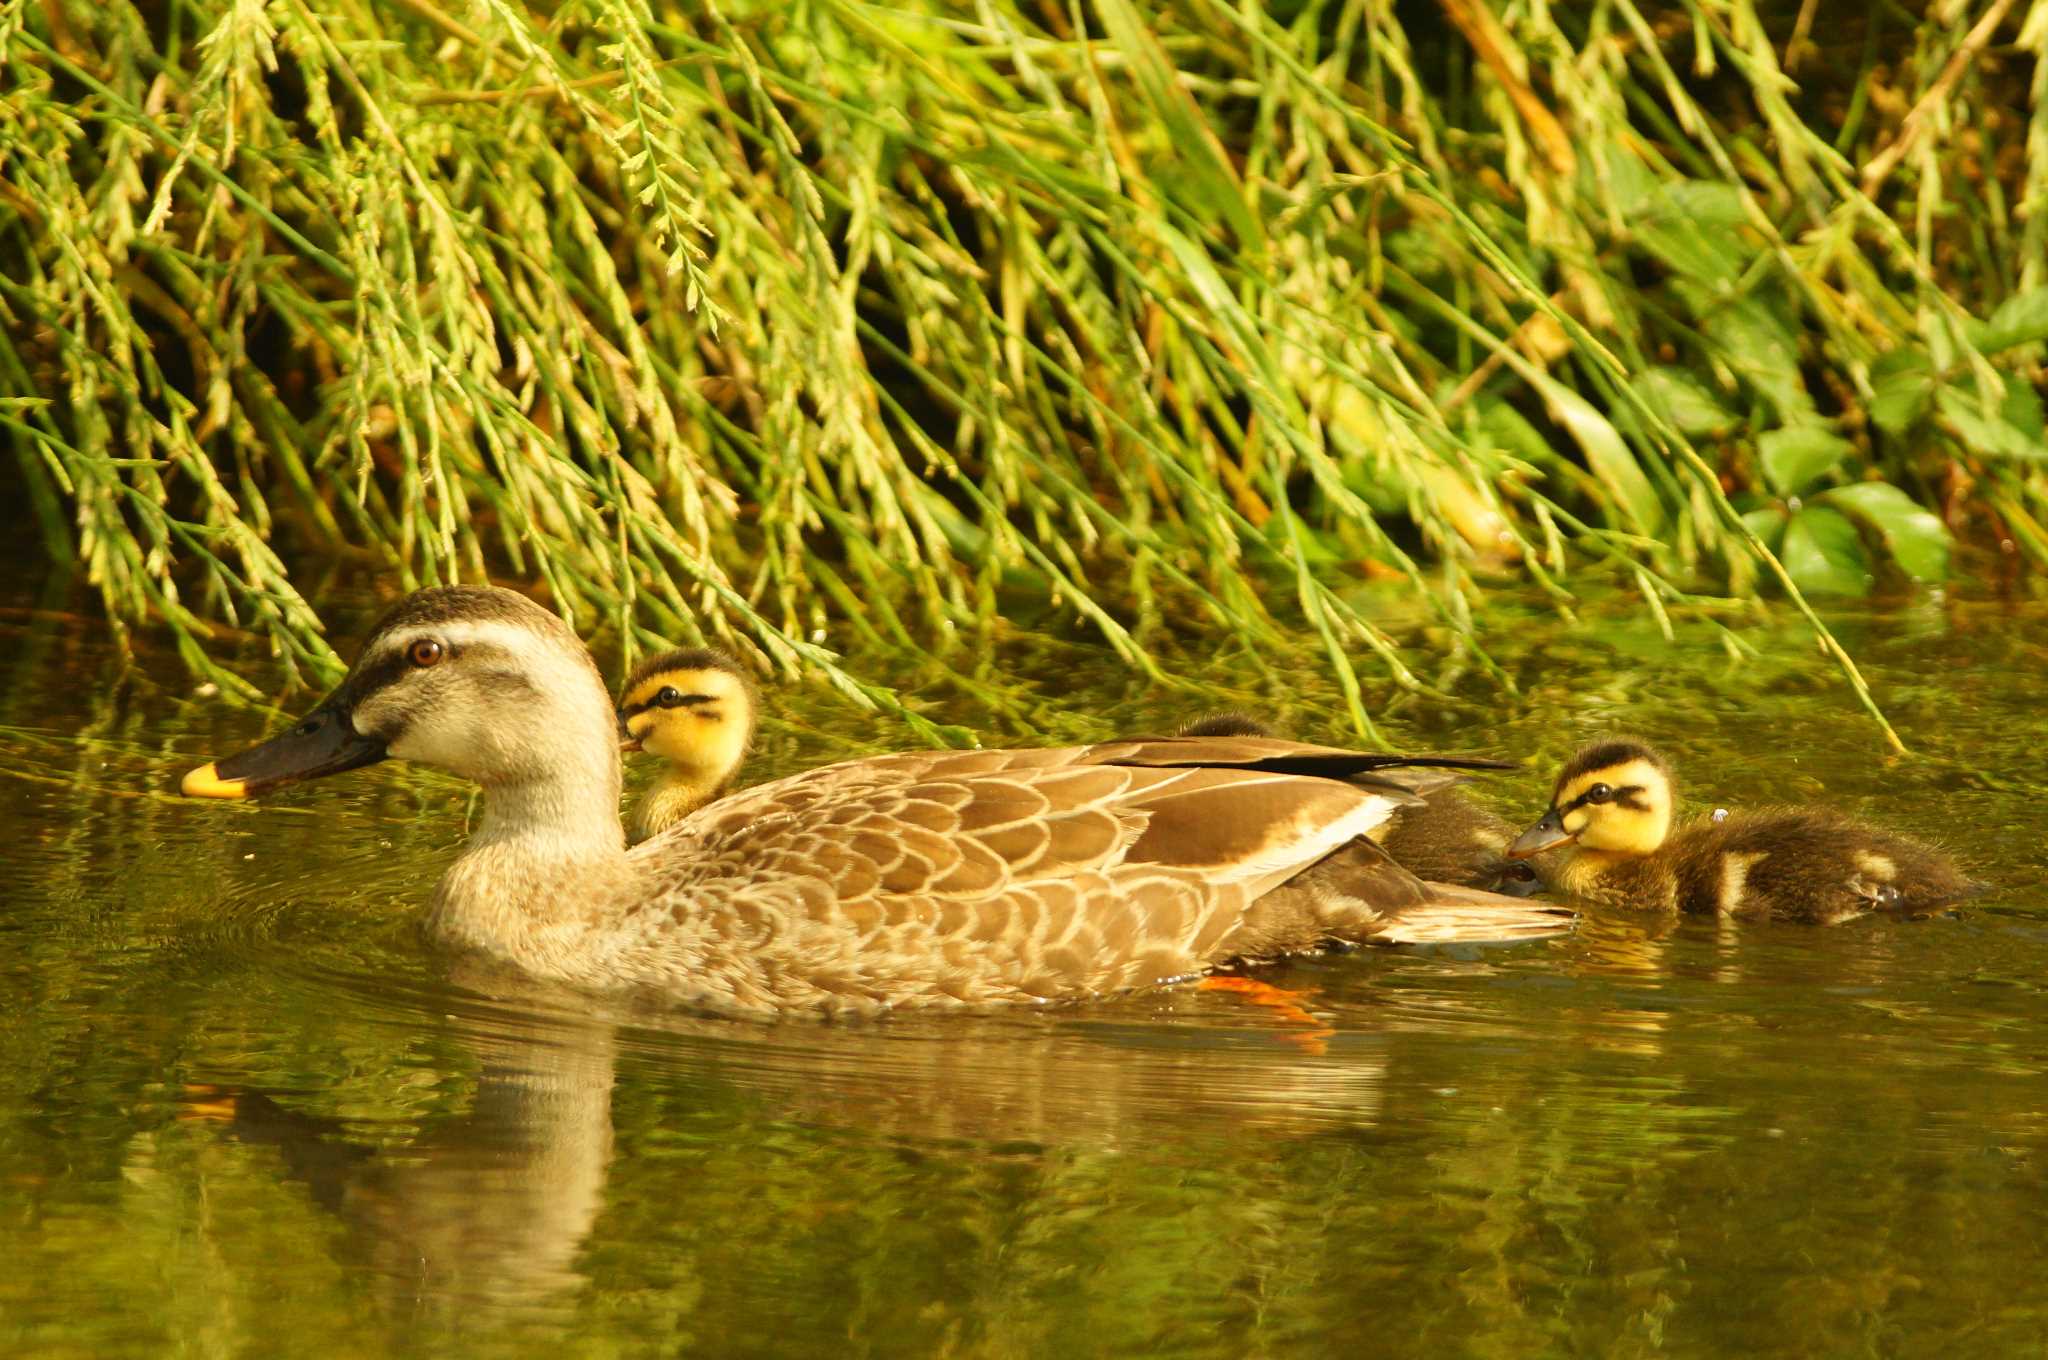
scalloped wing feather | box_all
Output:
[618,742,1559,1013]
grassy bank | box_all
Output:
[3,0,2045,746]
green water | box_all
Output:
[5,555,2048,1358]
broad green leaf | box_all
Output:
[1263,512,1346,568]
[1476,400,1561,466]
[1528,371,1666,534]
[1740,505,1788,553]
[1977,288,2048,353]
[1938,387,2048,460]
[1822,481,1950,583]
[1598,146,1659,218]
[1868,348,1935,435]
[2001,370,2045,440]
[1633,182,1749,283]
[1758,425,1852,496]
[1678,283,1813,422]
[1633,367,1736,437]
[1780,505,1872,596]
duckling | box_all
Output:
[1507,739,1978,924]
[616,647,757,843]
[179,586,1570,1018]
[1177,713,1547,896]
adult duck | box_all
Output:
[182,586,1569,1016]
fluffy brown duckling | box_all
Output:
[1177,714,1547,896]
[616,647,758,843]
[1507,739,1979,924]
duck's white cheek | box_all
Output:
[385,725,469,770]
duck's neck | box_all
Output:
[428,732,635,975]
[475,769,627,861]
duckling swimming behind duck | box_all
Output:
[1178,714,1546,896]
[617,647,757,843]
[1507,739,1978,924]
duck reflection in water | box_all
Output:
[172,959,1401,1319]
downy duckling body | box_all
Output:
[1178,713,1548,896]
[1508,739,1977,924]
[617,647,757,843]
[180,587,1571,1017]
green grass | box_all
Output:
[3,0,2045,749]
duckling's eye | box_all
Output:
[407,639,445,668]
[655,686,685,709]
[1583,783,1613,804]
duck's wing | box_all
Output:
[1080,735,1512,801]
[630,746,1564,1013]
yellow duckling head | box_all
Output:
[617,647,758,838]
[1509,739,1674,860]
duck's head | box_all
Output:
[1176,712,1276,739]
[617,647,757,778]
[181,586,614,799]
[1508,739,1675,860]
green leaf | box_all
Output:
[1977,288,2048,353]
[1633,182,1749,283]
[1938,386,2048,460]
[1262,512,1346,568]
[1633,367,1736,437]
[1678,283,1813,422]
[1476,400,1560,466]
[2001,370,2045,440]
[1741,505,1788,553]
[1780,505,1872,596]
[1758,424,1852,496]
[1821,481,1950,583]
[1528,371,1666,534]
[1868,348,1935,435]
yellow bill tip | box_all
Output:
[181,762,249,799]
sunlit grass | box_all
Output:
[3,0,2044,749]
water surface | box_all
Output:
[4,561,2046,1357]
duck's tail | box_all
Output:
[1370,884,1575,944]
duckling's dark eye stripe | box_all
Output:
[621,692,717,718]
[1561,784,1645,813]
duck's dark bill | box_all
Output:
[180,702,387,800]
[1508,809,1574,859]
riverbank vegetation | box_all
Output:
[3,0,2045,746]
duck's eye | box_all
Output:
[655,686,685,709]
[407,639,445,668]
[1583,783,1613,804]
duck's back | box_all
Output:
[1666,807,1975,924]
[613,739,1562,1013]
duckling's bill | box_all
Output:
[1508,808,1575,859]
[181,699,388,799]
